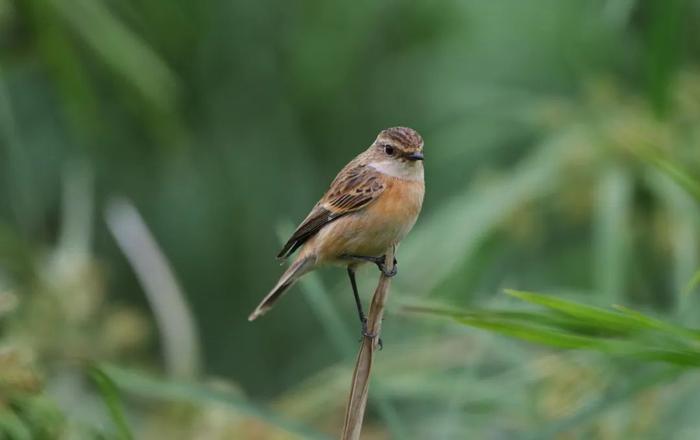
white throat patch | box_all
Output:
[368,160,424,181]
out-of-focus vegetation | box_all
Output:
[2,0,700,438]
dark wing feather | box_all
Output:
[276,206,335,258]
[277,164,385,259]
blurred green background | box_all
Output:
[2,0,700,438]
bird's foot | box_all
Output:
[360,318,383,350]
[377,257,398,278]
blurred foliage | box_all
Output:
[410,289,700,366]
[2,0,700,438]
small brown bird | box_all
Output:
[248,127,425,336]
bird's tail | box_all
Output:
[248,255,316,321]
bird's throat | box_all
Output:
[368,160,424,181]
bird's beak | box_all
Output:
[406,151,424,161]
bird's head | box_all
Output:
[373,127,424,163]
[364,127,424,180]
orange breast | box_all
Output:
[308,177,424,262]
[373,178,424,225]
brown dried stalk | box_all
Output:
[341,245,396,440]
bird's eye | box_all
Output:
[384,145,395,156]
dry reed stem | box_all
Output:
[340,245,396,440]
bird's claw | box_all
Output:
[370,255,398,277]
[359,318,383,350]
[377,260,398,277]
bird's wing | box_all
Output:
[277,163,386,259]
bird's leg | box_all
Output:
[347,267,369,332]
[347,266,383,350]
[342,254,398,277]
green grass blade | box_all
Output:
[407,299,700,367]
[611,304,700,340]
[404,304,605,334]
[406,304,606,349]
[629,348,700,366]
[454,315,605,349]
[505,290,649,332]
[88,365,134,440]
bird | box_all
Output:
[248,127,425,338]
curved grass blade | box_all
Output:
[106,198,201,379]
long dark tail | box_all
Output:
[248,255,316,321]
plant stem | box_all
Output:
[341,245,396,440]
